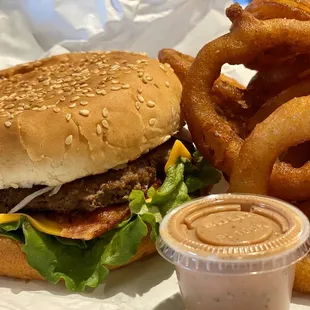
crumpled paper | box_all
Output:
[0,0,309,309]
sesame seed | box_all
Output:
[142,76,148,84]
[137,94,144,103]
[79,109,89,116]
[71,96,80,102]
[96,124,102,135]
[5,104,15,109]
[65,135,73,146]
[96,90,103,95]
[100,89,107,95]
[110,65,120,71]
[53,107,60,113]
[102,108,108,118]
[10,183,18,189]
[147,100,155,108]
[80,83,88,88]
[38,76,46,82]
[165,81,170,88]
[86,93,95,97]
[147,76,153,81]
[111,79,119,84]
[138,72,143,78]
[17,107,24,111]
[122,84,130,89]
[69,103,76,108]
[163,135,171,142]
[102,119,109,129]
[24,104,31,110]
[80,101,88,106]
[4,121,12,128]
[159,64,167,72]
[135,102,141,110]
[137,87,143,94]
[54,84,61,89]
[149,118,156,126]
[164,63,171,68]
[66,113,71,121]
[111,86,121,91]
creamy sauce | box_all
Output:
[158,194,310,310]
[177,265,295,310]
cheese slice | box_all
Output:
[0,213,62,236]
[0,139,192,237]
[164,140,191,172]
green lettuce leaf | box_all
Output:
[0,151,220,292]
[0,217,25,242]
[128,190,161,242]
[183,154,222,193]
[101,216,148,266]
[0,216,148,292]
[22,219,110,292]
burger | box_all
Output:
[0,51,220,291]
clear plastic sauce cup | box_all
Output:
[157,194,310,310]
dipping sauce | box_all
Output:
[157,194,310,310]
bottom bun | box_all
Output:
[0,234,156,282]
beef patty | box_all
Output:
[1,140,174,214]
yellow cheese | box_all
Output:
[0,213,62,236]
[164,140,191,172]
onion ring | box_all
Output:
[158,48,249,134]
[158,49,247,112]
[281,141,310,169]
[230,96,310,200]
[158,49,193,85]
[244,0,310,70]
[247,79,310,131]
[182,3,310,200]
[245,0,310,21]
[245,54,310,110]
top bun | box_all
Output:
[0,51,182,189]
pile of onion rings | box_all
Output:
[159,1,310,293]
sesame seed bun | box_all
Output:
[0,232,156,281]
[0,51,182,189]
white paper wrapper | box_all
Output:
[0,0,309,309]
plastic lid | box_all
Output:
[157,194,310,274]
